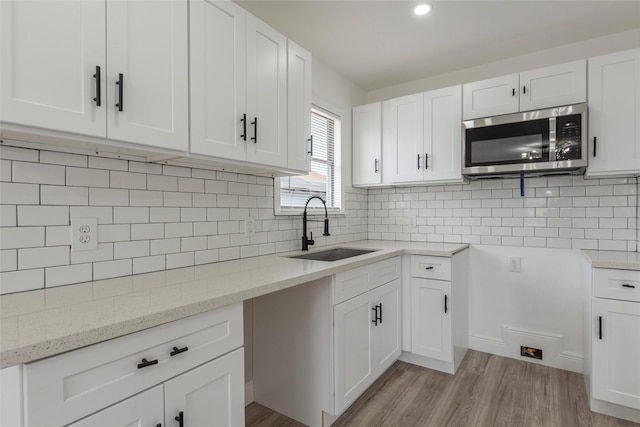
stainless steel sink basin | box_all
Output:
[288,248,378,262]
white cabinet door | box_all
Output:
[519,59,586,112]
[0,0,106,136]
[190,0,247,161]
[68,385,164,427]
[334,291,375,414]
[587,49,640,177]
[287,40,312,172]
[423,85,462,183]
[352,102,382,186]
[246,14,288,168]
[106,0,189,151]
[462,74,519,120]
[411,278,452,362]
[165,348,245,427]
[373,279,401,375]
[384,93,424,183]
[592,298,640,410]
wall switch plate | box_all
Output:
[71,218,97,252]
[509,256,521,272]
[244,217,255,237]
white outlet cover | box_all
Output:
[71,218,98,252]
[244,217,255,237]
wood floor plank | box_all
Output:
[246,350,639,427]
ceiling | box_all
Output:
[236,0,640,92]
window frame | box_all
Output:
[274,98,345,216]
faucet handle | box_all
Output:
[308,232,315,246]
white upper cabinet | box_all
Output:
[519,60,586,112]
[423,85,462,183]
[463,59,586,119]
[586,48,640,178]
[385,86,463,184]
[287,40,312,172]
[462,74,519,120]
[106,0,189,150]
[352,102,382,186]
[384,93,424,183]
[245,13,288,168]
[190,0,247,161]
[1,0,188,151]
[1,1,106,137]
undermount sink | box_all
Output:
[288,247,378,262]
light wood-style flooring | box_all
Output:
[246,350,639,427]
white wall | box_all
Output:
[366,29,640,103]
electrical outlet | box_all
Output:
[509,256,521,272]
[408,213,417,228]
[244,217,255,237]
[71,218,97,252]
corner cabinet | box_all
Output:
[1,0,189,151]
[462,59,586,119]
[352,102,383,186]
[252,257,402,427]
[384,85,463,185]
[14,304,244,427]
[586,48,640,178]
[582,260,640,423]
[401,251,469,375]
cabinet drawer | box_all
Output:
[410,255,452,281]
[24,303,242,427]
[593,268,640,302]
[333,257,401,305]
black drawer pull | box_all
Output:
[374,158,379,173]
[175,411,184,427]
[424,153,429,170]
[170,346,189,357]
[137,357,158,369]
[444,295,448,314]
[372,306,378,326]
[251,117,258,143]
[377,303,382,324]
[240,113,247,141]
[425,266,434,270]
[622,283,636,289]
[593,136,597,157]
[512,88,516,97]
[417,154,420,170]
[115,73,124,112]
[598,316,602,340]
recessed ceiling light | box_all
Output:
[414,3,432,16]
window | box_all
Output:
[277,105,342,213]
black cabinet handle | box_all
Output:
[115,73,124,112]
[622,283,636,289]
[93,66,101,106]
[137,357,158,369]
[593,136,597,157]
[240,114,247,141]
[598,316,602,340]
[251,117,258,143]
[378,303,382,324]
[417,154,421,170]
[424,153,429,170]
[425,266,434,270]
[523,86,526,94]
[170,346,189,357]
[372,306,378,326]
[157,424,162,427]
[175,411,184,427]
[308,135,313,155]
[374,158,379,173]
[512,88,516,97]
[444,295,448,314]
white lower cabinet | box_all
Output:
[334,279,401,413]
[583,262,640,423]
[21,303,244,427]
[410,278,452,362]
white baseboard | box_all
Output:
[469,326,583,373]
[245,381,254,407]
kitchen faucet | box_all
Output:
[301,196,330,250]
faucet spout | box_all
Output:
[301,196,330,251]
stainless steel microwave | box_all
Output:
[462,103,587,177]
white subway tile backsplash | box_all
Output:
[165,222,192,238]
[166,252,194,269]
[71,243,113,264]
[98,224,131,242]
[163,192,192,207]
[182,236,207,252]
[0,182,40,205]
[148,174,178,191]
[0,160,11,181]
[110,171,146,190]
[178,177,205,193]
[40,151,87,167]
[114,207,149,224]
[0,269,44,293]
[163,165,191,177]
[90,188,129,206]
[192,193,217,208]
[0,227,45,249]
[131,223,164,240]
[181,208,206,222]
[41,185,88,206]
[205,179,228,194]
[1,249,17,272]
[150,238,181,255]
[130,190,163,207]
[67,167,109,187]
[93,259,132,280]
[18,206,68,226]
[46,226,71,246]
[0,146,38,162]
[1,205,16,226]
[133,255,166,274]
[46,263,92,287]
[115,240,149,259]
[88,156,128,171]
[150,207,180,223]
[129,161,162,175]
[70,206,113,224]
[18,246,69,269]
[191,168,217,180]
[195,249,219,265]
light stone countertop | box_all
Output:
[581,249,640,271]
[0,240,468,369]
